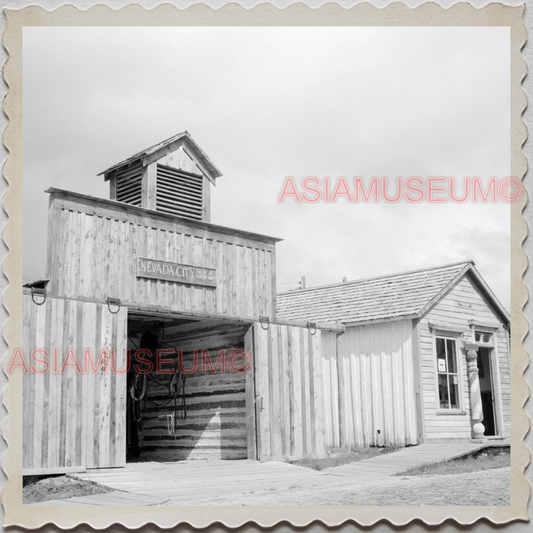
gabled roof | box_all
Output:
[98,131,222,183]
[276,261,510,326]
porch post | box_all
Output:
[465,343,485,440]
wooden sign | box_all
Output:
[137,258,216,287]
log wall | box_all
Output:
[45,190,278,321]
[132,323,249,460]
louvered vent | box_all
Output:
[156,164,203,220]
[115,162,143,206]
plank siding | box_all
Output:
[320,332,340,448]
[338,320,418,447]
[419,274,510,440]
[496,330,511,437]
[133,324,248,460]
[253,323,327,460]
[22,293,127,474]
[46,191,278,321]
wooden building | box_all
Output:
[277,262,511,448]
[22,132,510,476]
[22,132,341,475]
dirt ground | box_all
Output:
[173,466,510,506]
[23,475,112,504]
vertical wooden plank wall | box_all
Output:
[496,329,511,437]
[253,323,326,460]
[22,293,127,473]
[46,192,277,321]
[320,331,340,448]
[338,320,418,448]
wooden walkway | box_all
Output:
[72,460,344,504]
[323,441,509,478]
[33,442,508,505]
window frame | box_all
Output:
[432,332,465,415]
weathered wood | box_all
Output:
[134,323,249,461]
[23,466,88,476]
[46,192,279,320]
[335,332,347,448]
[418,274,510,441]
[253,322,327,461]
[337,320,418,448]
[411,318,426,443]
[47,189,280,246]
[22,294,127,474]
[141,162,157,210]
[320,332,339,448]
[244,325,257,460]
[202,176,211,223]
[280,324,290,456]
[45,190,278,320]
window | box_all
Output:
[474,331,493,345]
[436,337,460,410]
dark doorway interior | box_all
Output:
[125,312,250,463]
[477,347,496,437]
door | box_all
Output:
[23,293,127,474]
[252,322,326,460]
[477,347,496,436]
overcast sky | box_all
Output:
[23,26,511,307]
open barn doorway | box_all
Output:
[125,312,254,463]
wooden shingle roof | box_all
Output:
[276,261,509,325]
[98,131,222,183]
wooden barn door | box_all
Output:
[23,293,127,474]
[253,322,326,461]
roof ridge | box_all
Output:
[277,260,474,296]
[97,131,222,180]
[141,131,190,157]
[98,131,189,176]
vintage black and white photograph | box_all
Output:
[4,3,528,528]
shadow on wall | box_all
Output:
[127,324,249,462]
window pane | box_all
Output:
[436,338,446,373]
[436,337,445,358]
[438,373,449,408]
[446,339,457,373]
[449,375,459,409]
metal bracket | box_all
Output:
[259,316,270,330]
[107,297,121,314]
[307,321,317,335]
[256,395,264,411]
[31,287,47,306]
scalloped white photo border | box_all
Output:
[1,2,529,529]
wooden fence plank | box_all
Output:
[280,325,291,457]
[291,327,303,457]
[244,325,256,460]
